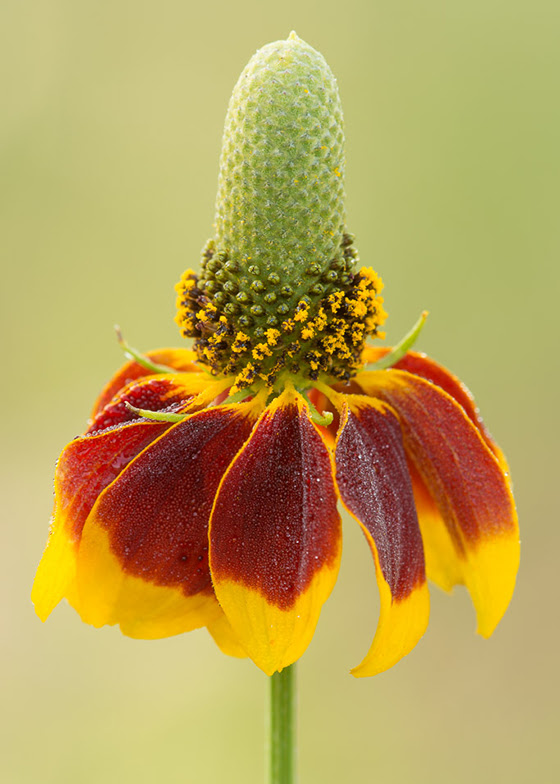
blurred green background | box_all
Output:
[2,1,558,782]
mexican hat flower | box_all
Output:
[32,33,519,677]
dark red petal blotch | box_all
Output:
[210,398,341,609]
[91,406,255,596]
[335,400,426,599]
[57,421,171,542]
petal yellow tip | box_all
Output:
[31,523,76,622]
[350,578,430,678]
[471,532,520,638]
[215,562,340,676]
[76,524,221,638]
[207,613,248,659]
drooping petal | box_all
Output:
[209,389,342,676]
[32,418,171,621]
[92,348,199,417]
[361,348,501,458]
[32,515,79,624]
[75,403,258,638]
[334,397,429,677]
[207,612,248,659]
[32,371,206,622]
[357,369,519,637]
[406,461,464,592]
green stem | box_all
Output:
[269,665,297,784]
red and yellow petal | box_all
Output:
[334,397,429,677]
[32,372,206,621]
[92,347,199,417]
[74,403,259,638]
[209,388,342,675]
[72,526,223,639]
[357,369,519,637]
[406,461,464,592]
[87,374,204,434]
[32,417,171,621]
[360,348,501,458]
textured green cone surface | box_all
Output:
[188,33,358,345]
[175,34,387,387]
[195,31,356,339]
[215,31,345,279]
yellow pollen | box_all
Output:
[252,342,273,361]
[282,319,295,333]
[327,291,344,313]
[294,301,310,323]
[230,362,257,394]
[301,326,315,341]
[231,331,250,353]
[313,307,327,331]
[174,257,387,388]
[265,328,281,346]
[349,300,368,318]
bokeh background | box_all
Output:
[2,1,559,782]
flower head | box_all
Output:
[33,33,519,677]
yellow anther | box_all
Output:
[313,307,327,331]
[232,331,251,354]
[294,301,309,323]
[282,319,295,333]
[252,342,273,361]
[265,328,281,345]
[301,326,315,341]
[175,256,387,388]
[327,291,344,313]
[349,300,368,318]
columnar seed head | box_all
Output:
[215,31,346,280]
[175,34,387,391]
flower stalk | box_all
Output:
[269,665,297,784]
